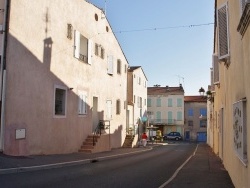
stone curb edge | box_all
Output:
[0,146,155,175]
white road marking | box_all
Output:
[158,144,199,188]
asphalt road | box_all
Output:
[0,142,197,188]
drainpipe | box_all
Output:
[0,0,9,152]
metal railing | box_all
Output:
[93,120,110,146]
[149,119,184,125]
[79,53,88,62]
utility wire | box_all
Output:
[112,22,214,34]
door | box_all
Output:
[185,131,190,140]
[92,97,99,132]
[219,108,224,159]
[197,132,207,142]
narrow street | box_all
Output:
[1,143,196,188]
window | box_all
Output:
[95,43,105,59]
[117,59,121,74]
[144,99,146,106]
[177,98,182,107]
[188,109,194,116]
[237,0,250,36]
[147,98,151,107]
[217,3,230,59]
[156,111,161,122]
[67,24,72,39]
[200,108,207,117]
[54,86,67,116]
[200,120,207,128]
[134,95,136,103]
[188,120,193,126]
[168,98,173,107]
[240,0,248,14]
[116,99,121,114]
[177,111,182,121]
[156,98,161,107]
[107,55,113,75]
[137,76,141,85]
[233,99,247,165]
[78,91,87,115]
[74,30,92,64]
[168,111,173,124]
[106,100,112,119]
[213,54,220,84]
[124,64,127,73]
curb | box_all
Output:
[0,146,154,175]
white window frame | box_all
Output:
[213,54,220,84]
[78,91,87,115]
[54,85,67,118]
[233,99,247,166]
[74,30,92,64]
[240,0,250,14]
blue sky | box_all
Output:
[88,0,214,95]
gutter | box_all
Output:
[0,0,10,152]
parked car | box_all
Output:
[163,132,182,141]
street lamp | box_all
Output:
[198,87,205,96]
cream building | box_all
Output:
[147,85,184,136]
[209,0,250,187]
[0,0,129,156]
[127,66,148,140]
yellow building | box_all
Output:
[209,0,250,187]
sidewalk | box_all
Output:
[0,142,235,188]
[164,143,235,188]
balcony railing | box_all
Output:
[79,53,88,62]
[149,119,184,125]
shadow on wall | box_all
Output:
[4,32,94,156]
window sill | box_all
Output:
[237,3,250,36]
[54,114,66,118]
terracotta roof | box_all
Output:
[128,66,148,80]
[184,96,207,102]
[147,86,184,95]
[128,66,141,71]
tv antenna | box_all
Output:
[101,0,107,19]
[176,75,185,89]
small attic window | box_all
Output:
[106,26,109,32]
[95,13,98,21]
[67,24,72,39]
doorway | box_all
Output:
[185,131,190,140]
[92,97,99,132]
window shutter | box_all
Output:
[217,3,230,59]
[83,95,87,114]
[107,55,113,75]
[213,54,219,84]
[88,39,92,65]
[74,30,80,59]
[241,0,247,12]
[78,94,83,114]
[106,100,112,119]
[78,93,87,115]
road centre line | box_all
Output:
[158,144,199,188]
